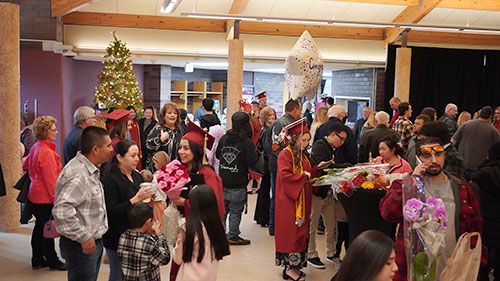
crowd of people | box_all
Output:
[16,91,500,281]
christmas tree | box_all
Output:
[94,32,143,114]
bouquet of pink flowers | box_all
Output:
[403,175,448,281]
[156,160,190,200]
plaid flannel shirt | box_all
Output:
[380,172,486,281]
[117,230,171,281]
[53,152,108,243]
[392,117,414,151]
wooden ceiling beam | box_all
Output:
[408,30,500,46]
[52,0,96,17]
[384,0,442,45]
[63,12,226,32]
[239,21,384,40]
[63,12,500,47]
[226,0,250,40]
[328,0,500,11]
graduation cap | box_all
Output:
[104,109,131,129]
[285,117,309,137]
[182,121,215,150]
[255,92,267,99]
[320,96,328,102]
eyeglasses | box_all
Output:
[335,132,346,142]
[418,145,444,156]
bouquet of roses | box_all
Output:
[156,160,190,200]
[402,175,448,281]
[310,163,395,196]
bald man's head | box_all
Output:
[445,103,458,118]
[390,97,401,111]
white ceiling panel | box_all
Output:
[267,0,317,18]
[472,11,500,28]
[372,5,405,22]
[79,0,118,13]
[337,3,392,22]
[117,0,157,15]
[418,8,454,25]
[244,0,275,16]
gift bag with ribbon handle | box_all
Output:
[440,232,481,281]
[43,216,59,239]
[161,203,182,245]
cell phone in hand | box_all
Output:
[415,155,423,165]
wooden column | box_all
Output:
[394,47,412,102]
[226,39,244,130]
[0,3,21,233]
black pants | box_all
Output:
[480,247,500,281]
[334,222,349,257]
[30,201,61,267]
[254,170,270,226]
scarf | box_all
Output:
[286,146,309,227]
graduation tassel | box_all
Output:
[202,134,208,165]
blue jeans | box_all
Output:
[60,235,103,281]
[268,169,277,235]
[223,187,247,238]
[105,248,122,281]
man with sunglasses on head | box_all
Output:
[308,122,351,270]
[380,137,486,281]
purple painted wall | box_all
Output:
[20,50,144,155]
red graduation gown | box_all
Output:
[183,166,226,218]
[275,148,313,254]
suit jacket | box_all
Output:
[358,124,399,163]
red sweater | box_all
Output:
[23,140,62,203]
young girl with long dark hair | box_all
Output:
[173,184,230,281]
[333,230,397,281]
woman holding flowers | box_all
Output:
[375,135,412,175]
[275,118,318,281]
[169,121,225,281]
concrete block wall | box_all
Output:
[331,68,374,98]
[254,72,285,117]
[1,0,58,40]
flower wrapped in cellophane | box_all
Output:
[156,160,190,200]
[402,175,448,281]
[310,163,403,196]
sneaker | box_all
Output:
[307,257,325,269]
[228,235,251,245]
[326,256,342,269]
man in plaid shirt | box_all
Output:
[392,101,414,152]
[380,137,486,281]
[118,202,170,281]
[53,127,113,281]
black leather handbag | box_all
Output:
[249,150,265,175]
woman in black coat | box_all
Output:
[139,106,158,170]
[101,140,154,281]
[254,107,276,227]
[472,141,500,281]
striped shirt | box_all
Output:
[53,152,108,243]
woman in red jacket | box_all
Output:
[23,116,66,271]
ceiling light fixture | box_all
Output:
[161,0,182,14]
[180,12,500,35]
